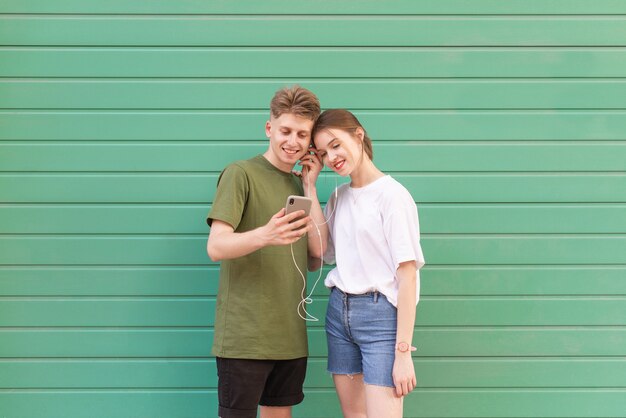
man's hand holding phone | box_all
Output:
[258,196,312,246]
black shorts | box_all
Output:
[216,356,307,418]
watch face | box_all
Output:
[397,342,409,352]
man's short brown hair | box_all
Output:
[270,85,321,122]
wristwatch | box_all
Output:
[395,342,411,353]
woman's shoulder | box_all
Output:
[379,176,417,208]
[325,182,350,208]
[333,182,351,197]
[338,182,351,192]
[382,175,413,197]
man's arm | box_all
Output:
[207,208,311,262]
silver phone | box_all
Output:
[285,195,312,221]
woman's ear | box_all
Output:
[355,127,365,142]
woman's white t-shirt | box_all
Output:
[323,175,425,307]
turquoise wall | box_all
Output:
[1,1,626,416]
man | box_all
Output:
[207,85,327,418]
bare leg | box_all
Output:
[333,373,367,418]
[260,405,292,418]
[365,384,403,418]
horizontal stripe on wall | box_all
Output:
[3,80,626,109]
[1,328,625,357]
[1,297,625,327]
[2,266,626,296]
[1,389,625,418]
[2,235,626,265]
[3,111,625,141]
[2,174,624,203]
[2,358,626,389]
[4,48,626,78]
[0,266,220,296]
[2,16,626,47]
[2,143,625,172]
[2,204,625,233]
[3,0,626,15]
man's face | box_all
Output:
[264,113,314,172]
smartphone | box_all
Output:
[285,195,312,222]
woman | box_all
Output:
[309,109,425,417]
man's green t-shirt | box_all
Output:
[207,155,308,359]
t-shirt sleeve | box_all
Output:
[382,189,426,272]
[206,163,249,229]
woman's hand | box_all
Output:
[298,149,323,196]
[392,351,417,397]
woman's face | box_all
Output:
[313,128,363,176]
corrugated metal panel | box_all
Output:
[1,1,625,417]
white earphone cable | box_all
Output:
[290,167,339,321]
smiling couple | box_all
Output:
[206,86,425,418]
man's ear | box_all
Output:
[265,120,272,138]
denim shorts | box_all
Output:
[325,286,397,388]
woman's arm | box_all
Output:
[299,152,329,269]
[392,260,418,397]
[305,187,328,271]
